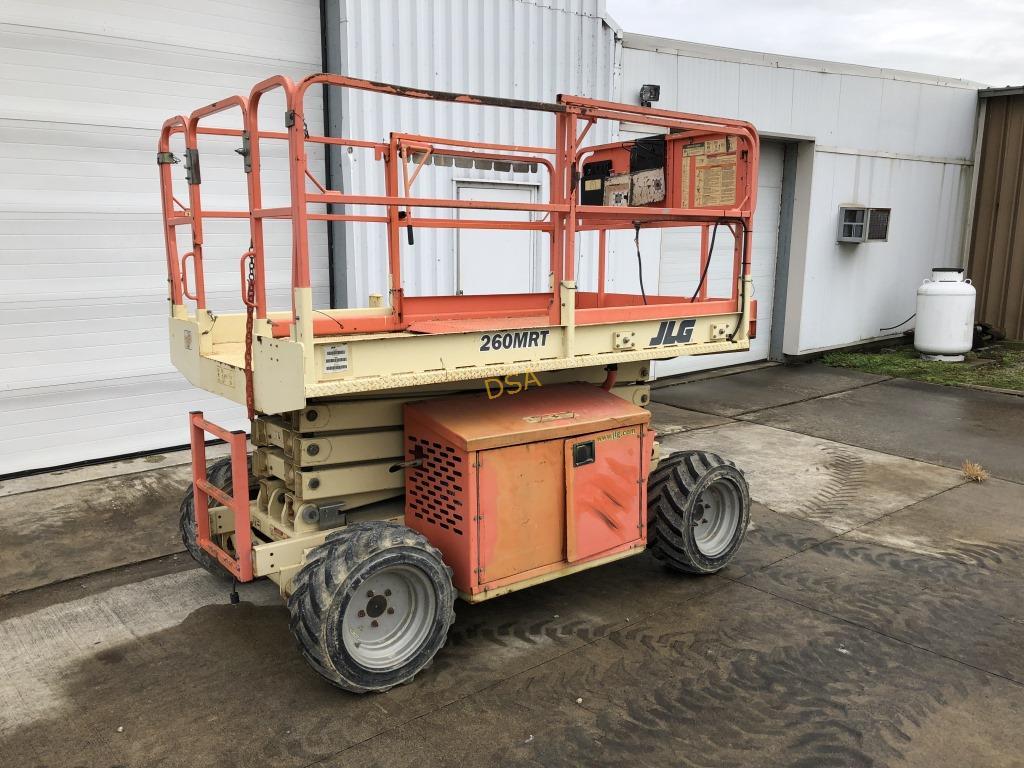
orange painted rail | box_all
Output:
[158,73,759,337]
[189,412,253,582]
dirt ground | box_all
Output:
[1,363,1022,768]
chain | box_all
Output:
[244,249,256,422]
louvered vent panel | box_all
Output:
[406,434,466,535]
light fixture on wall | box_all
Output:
[639,84,661,108]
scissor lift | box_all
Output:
[161,73,759,692]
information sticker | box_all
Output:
[323,343,349,373]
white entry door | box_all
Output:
[653,141,785,377]
[456,183,540,294]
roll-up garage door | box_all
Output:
[0,1,326,474]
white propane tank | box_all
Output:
[914,267,976,361]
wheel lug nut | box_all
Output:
[358,610,365,617]
[367,590,374,598]
[371,620,379,628]
[385,589,392,596]
[387,607,394,614]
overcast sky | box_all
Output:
[605,0,1024,87]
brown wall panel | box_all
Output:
[969,94,1024,339]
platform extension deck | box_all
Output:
[170,286,751,413]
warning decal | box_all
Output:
[603,173,631,206]
[704,138,727,154]
[630,167,666,205]
[695,154,737,207]
[323,343,349,373]
[680,158,691,208]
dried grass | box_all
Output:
[961,459,989,483]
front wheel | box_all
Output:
[287,521,456,693]
[647,450,750,574]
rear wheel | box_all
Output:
[287,521,456,693]
[647,450,750,574]
[179,456,257,580]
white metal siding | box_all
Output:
[796,152,973,352]
[622,35,978,157]
[332,0,620,305]
[621,34,979,356]
[0,1,324,474]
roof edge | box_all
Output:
[622,32,986,91]
[979,85,1024,98]
[597,0,623,36]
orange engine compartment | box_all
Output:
[403,383,655,599]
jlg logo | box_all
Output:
[649,319,696,346]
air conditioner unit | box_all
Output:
[837,205,867,243]
[838,206,891,244]
[866,207,891,242]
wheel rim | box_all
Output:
[693,477,742,557]
[341,564,438,671]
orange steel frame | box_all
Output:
[158,73,759,341]
[188,412,252,581]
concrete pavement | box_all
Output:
[1,363,1022,767]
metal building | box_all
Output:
[0,0,984,474]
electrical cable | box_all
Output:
[879,313,916,332]
[727,223,749,342]
[313,308,349,334]
[691,220,721,302]
[634,222,647,305]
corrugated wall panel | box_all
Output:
[796,153,973,351]
[333,0,619,305]
[620,35,979,354]
[621,36,978,160]
[968,95,1024,339]
[0,1,324,474]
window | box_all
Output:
[837,206,867,243]
[867,208,891,241]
